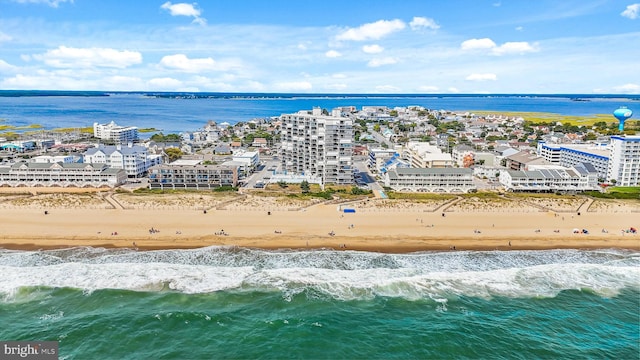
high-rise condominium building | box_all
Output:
[607,135,640,186]
[280,107,353,185]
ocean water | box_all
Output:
[0,92,638,134]
[0,247,638,359]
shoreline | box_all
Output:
[1,235,638,253]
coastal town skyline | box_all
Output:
[1,0,639,94]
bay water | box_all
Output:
[0,92,638,134]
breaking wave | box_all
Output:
[0,247,638,302]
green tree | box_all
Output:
[164,147,183,162]
[300,180,310,194]
[151,133,182,142]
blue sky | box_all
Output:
[0,0,638,93]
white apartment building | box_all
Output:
[499,163,599,192]
[0,161,127,188]
[83,144,162,177]
[384,168,476,193]
[221,150,260,179]
[232,150,260,171]
[451,145,475,167]
[93,121,139,144]
[280,107,353,185]
[608,135,640,186]
[403,142,454,168]
[537,135,640,185]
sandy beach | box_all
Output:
[0,189,638,252]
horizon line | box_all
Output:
[0,90,639,98]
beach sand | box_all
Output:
[0,189,638,252]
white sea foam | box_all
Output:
[0,247,638,301]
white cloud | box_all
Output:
[621,4,639,19]
[159,54,220,72]
[367,57,397,67]
[448,87,460,93]
[613,83,640,94]
[515,26,524,31]
[409,17,440,30]
[2,74,56,89]
[461,38,497,50]
[461,38,539,55]
[0,32,12,43]
[12,0,72,7]
[274,81,312,91]
[0,59,18,72]
[35,46,142,68]
[331,73,347,79]
[161,2,206,25]
[493,41,539,55]
[336,19,405,41]
[362,44,384,54]
[297,42,310,50]
[0,72,102,90]
[325,50,342,58]
[417,85,440,93]
[466,73,497,81]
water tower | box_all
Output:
[613,106,632,131]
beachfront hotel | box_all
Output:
[384,167,476,193]
[279,107,354,185]
[0,161,127,188]
[537,135,640,186]
[93,121,139,144]
[147,163,238,190]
